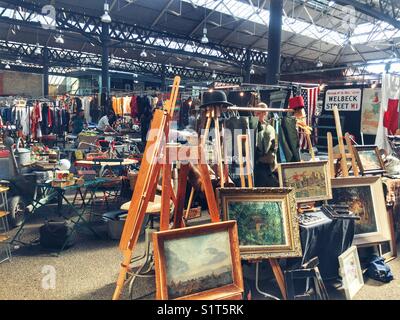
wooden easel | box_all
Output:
[112,77,221,300]
[236,134,287,300]
[327,106,359,178]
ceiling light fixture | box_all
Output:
[34,43,42,55]
[140,49,147,58]
[16,57,22,64]
[4,63,10,69]
[55,34,64,44]
[316,60,323,68]
[201,27,209,44]
[167,64,173,72]
[203,61,209,67]
[101,1,112,24]
[250,66,255,75]
[211,70,217,79]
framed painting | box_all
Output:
[339,246,364,300]
[278,161,332,203]
[153,221,244,300]
[329,176,391,246]
[217,188,302,260]
[353,145,385,175]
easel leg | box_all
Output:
[173,164,190,229]
[269,259,287,300]
[113,249,132,300]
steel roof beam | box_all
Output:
[334,0,400,29]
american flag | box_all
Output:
[299,87,320,150]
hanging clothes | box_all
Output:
[130,95,138,119]
[384,99,399,135]
[123,96,132,115]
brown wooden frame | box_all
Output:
[353,145,385,175]
[153,221,244,300]
[330,176,391,246]
[278,161,332,204]
[217,188,302,260]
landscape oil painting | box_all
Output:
[218,188,302,259]
[163,230,233,299]
[278,161,332,203]
[329,177,391,246]
[226,200,286,246]
[354,145,385,175]
[330,185,377,235]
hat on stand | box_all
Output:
[288,96,305,110]
[200,90,233,108]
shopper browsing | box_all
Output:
[97,111,117,133]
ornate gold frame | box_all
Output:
[217,188,302,260]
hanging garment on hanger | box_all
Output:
[384,99,399,135]
[82,97,92,123]
[123,96,132,115]
[130,95,138,119]
[90,96,100,123]
[279,116,300,163]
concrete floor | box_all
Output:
[0,201,399,300]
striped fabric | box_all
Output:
[299,87,320,150]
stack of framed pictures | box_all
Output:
[217,188,302,260]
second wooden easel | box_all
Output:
[327,106,359,178]
[236,133,287,300]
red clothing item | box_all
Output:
[47,105,52,128]
[130,95,138,118]
[384,99,399,135]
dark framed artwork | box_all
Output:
[217,188,302,260]
[329,176,391,246]
[353,145,385,175]
[153,221,244,300]
[278,161,332,203]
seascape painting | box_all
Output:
[164,231,233,299]
[330,186,377,235]
[281,164,328,201]
[226,200,286,246]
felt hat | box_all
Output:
[289,96,305,110]
[200,90,233,108]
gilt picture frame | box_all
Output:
[153,221,244,300]
[339,246,364,300]
[217,188,302,260]
[353,145,385,175]
[278,161,332,203]
[329,176,391,246]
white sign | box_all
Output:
[325,88,362,111]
